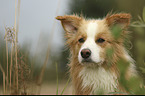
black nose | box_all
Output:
[81,49,91,59]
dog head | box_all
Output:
[56,13,131,67]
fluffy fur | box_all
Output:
[56,13,139,95]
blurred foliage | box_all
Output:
[0,32,6,85]
[68,0,145,19]
[0,0,145,94]
[111,25,122,40]
[0,30,67,85]
[106,47,114,67]
[117,58,145,95]
[69,0,117,18]
[68,0,145,94]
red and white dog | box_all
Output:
[56,13,139,95]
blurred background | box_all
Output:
[0,0,145,95]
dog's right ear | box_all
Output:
[56,15,82,33]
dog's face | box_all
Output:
[77,20,109,66]
[56,14,131,67]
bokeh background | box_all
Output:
[0,0,145,95]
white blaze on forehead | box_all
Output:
[86,21,98,38]
[78,21,104,64]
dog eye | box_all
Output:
[78,38,85,43]
[97,38,105,43]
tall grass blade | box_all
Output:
[10,42,14,93]
[60,77,70,95]
[4,26,9,93]
[14,0,21,93]
[55,62,58,95]
[14,0,18,92]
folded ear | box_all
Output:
[105,13,131,28]
[56,15,82,33]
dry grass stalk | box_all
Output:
[17,48,31,95]
[4,27,9,93]
[14,0,18,91]
[3,0,21,94]
[4,26,15,93]
[10,42,14,93]
[36,0,62,94]
[36,46,50,94]
[0,64,6,94]
[12,68,16,94]
[4,25,16,94]
[14,0,21,92]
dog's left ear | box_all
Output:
[105,13,131,29]
[56,15,82,33]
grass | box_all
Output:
[5,27,9,93]
[0,64,6,94]
[56,62,58,95]
[0,0,145,95]
[60,77,71,95]
[9,41,14,93]
[0,0,71,95]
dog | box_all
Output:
[56,13,139,95]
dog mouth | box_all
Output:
[82,58,92,62]
[81,59,104,67]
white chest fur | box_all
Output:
[79,67,118,94]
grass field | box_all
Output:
[0,81,72,95]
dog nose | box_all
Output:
[81,49,91,59]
